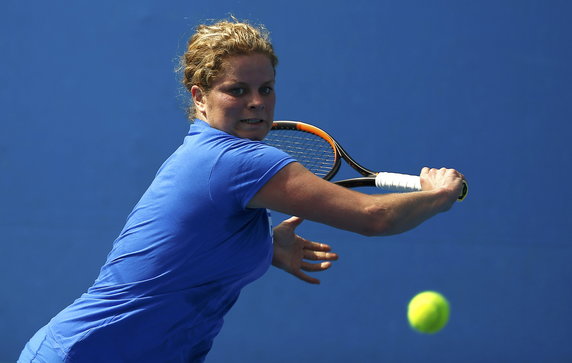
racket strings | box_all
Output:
[264,129,336,178]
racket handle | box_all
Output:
[375,172,421,192]
[374,172,468,201]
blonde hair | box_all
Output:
[179,18,278,119]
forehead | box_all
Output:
[217,54,275,82]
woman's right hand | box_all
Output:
[419,167,465,209]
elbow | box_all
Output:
[357,205,395,237]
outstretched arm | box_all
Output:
[249,162,464,236]
[272,216,339,284]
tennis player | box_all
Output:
[18,18,465,362]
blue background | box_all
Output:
[2,0,571,362]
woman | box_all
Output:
[19,19,465,362]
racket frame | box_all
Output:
[269,121,379,186]
[268,121,467,200]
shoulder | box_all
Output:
[190,119,291,162]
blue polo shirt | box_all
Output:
[44,120,295,362]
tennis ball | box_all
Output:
[407,291,450,334]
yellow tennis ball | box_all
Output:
[407,291,450,334]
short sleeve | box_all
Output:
[208,140,295,210]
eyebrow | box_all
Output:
[224,79,275,85]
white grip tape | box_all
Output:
[375,172,422,192]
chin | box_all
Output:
[237,124,270,141]
[243,132,267,141]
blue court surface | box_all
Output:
[2,1,571,362]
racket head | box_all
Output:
[264,121,341,180]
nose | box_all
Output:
[248,94,265,110]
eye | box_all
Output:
[228,88,246,96]
[260,86,273,95]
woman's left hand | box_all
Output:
[272,216,338,284]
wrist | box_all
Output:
[430,187,457,212]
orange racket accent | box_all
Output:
[295,123,337,151]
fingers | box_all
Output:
[283,215,304,227]
[302,240,338,261]
[421,167,464,179]
[420,167,466,189]
[294,271,321,284]
[303,240,333,252]
[298,244,338,284]
[303,249,338,261]
[301,261,333,272]
[295,261,334,284]
[283,235,338,285]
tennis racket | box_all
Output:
[263,121,468,201]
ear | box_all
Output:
[191,85,207,117]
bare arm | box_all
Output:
[248,162,464,236]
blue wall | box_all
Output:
[2,1,571,361]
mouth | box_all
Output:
[238,119,270,140]
[240,118,265,124]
